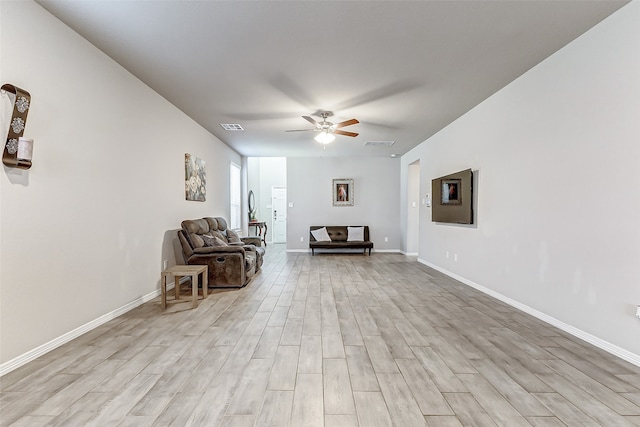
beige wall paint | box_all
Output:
[401,1,640,361]
[287,157,401,251]
[1,1,240,366]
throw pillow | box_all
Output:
[311,227,331,242]
[347,226,365,242]
[202,234,228,247]
[210,230,226,242]
[226,228,241,243]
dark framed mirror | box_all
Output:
[248,190,256,221]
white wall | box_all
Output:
[0,1,241,367]
[287,157,401,251]
[401,1,640,362]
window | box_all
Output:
[229,162,241,230]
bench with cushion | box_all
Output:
[309,225,373,255]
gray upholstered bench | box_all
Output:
[309,226,373,255]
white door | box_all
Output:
[271,187,287,243]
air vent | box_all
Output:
[363,140,395,147]
[220,124,244,131]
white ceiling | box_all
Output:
[37,0,628,158]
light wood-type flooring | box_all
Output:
[2,244,640,426]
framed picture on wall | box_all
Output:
[441,179,462,205]
[333,178,354,206]
[185,153,206,202]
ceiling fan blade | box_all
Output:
[334,118,359,128]
[303,116,320,127]
[334,130,359,138]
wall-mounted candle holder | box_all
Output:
[2,83,33,169]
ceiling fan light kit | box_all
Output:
[287,111,359,144]
[315,131,335,144]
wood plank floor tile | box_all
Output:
[362,335,400,374]
[536,372,635,426]
[291,373,323,427]
[339,317,365,346]
[345,345,380,392]
[325,414,359,427]
[377,373,428,426]
[531,392,601,426]
[543,358,640,415]
[468,358,552,417]
[3,244,639,427]
[267,345,300,391]
[457,373,533,427]
[255,390,293,427]
[31,358,125,416]
[443,392,498,427]
[89,373,161,426]
[424,415,464,427]
[396,358,454,416]
[280,317,303,345]
[298,335,323,374]
[322,332,346,359]
[8,415,54,427]
[411,346,467,393]
[227,358,273,415]
[323,358,356,415]
[525,416,567,426]
[353,391,393,427]
[252,326,283,359]
[46,392,113,427]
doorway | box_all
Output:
[406,160,420,255]
[271,187,287,243]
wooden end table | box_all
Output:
[248,220,267,246]
[161,265,208,309]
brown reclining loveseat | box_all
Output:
[178,217,265,288]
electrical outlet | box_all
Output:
[446,251,450,259]
[300,237,304,242]
[636,305,640,319]
[384,237,388,242]
[454,254,458,262]
[163,260,168,270]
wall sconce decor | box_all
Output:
[2,83,33,169]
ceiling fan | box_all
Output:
[286,111,359,144]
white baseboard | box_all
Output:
[400,251,418,256]
[0,284,173,377]
[417,258,640,368]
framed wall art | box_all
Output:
[431,169,473,224]
[185,153,206,202]
[333,178,354,206]
[441,179,462,205]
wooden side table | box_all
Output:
[161,265,208,309]
[248,220,267,246]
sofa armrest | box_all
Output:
[241,236,262,247]
[242,244,257,253]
